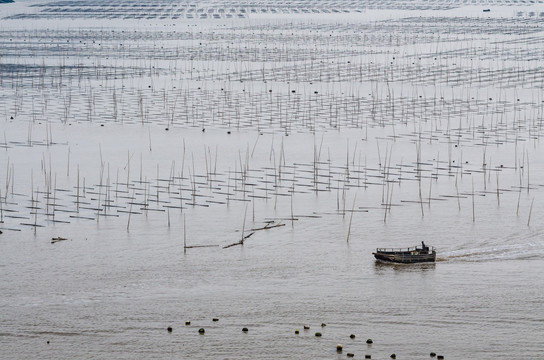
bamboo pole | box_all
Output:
[472,178,475,223]
[527,198,534,226]
[127,189,135,231]
[242,204,248,244]
[347,193,357,243]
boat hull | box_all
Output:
[373,251,436,264]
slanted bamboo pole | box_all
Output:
[347,193,357,243]
[527,198,534,226]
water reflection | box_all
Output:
[373,261,436,274]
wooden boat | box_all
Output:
[373,242,436,263]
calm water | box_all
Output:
[2,188,543,359]
[2,1,544,359]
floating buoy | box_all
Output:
[242,327,248,332]
[366,339,373,344]
[165,128,169,131]
[391,354,396,359]
[212,318,218,322]
[185,321,191,326]
[167,326,172,332]
[315,332,322,337]
[227,131,231,134]
[336,344,343,352]
[295,329,299,334]
[198,328,205,334]
[347,353,354,358]
[46,341,50,344]
[350,334,356,339]
[430,352,436,357]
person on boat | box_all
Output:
[421,241,428,253]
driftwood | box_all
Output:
[223,232,255,249]
[184,244,218,249]
[51,237,68,244]
[223,221,285,249]
[249,222,285,231]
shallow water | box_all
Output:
[2,207,544,359]
[1,1,544,359]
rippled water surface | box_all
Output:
[3,212,544,359]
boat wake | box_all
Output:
[439,233,544,262]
